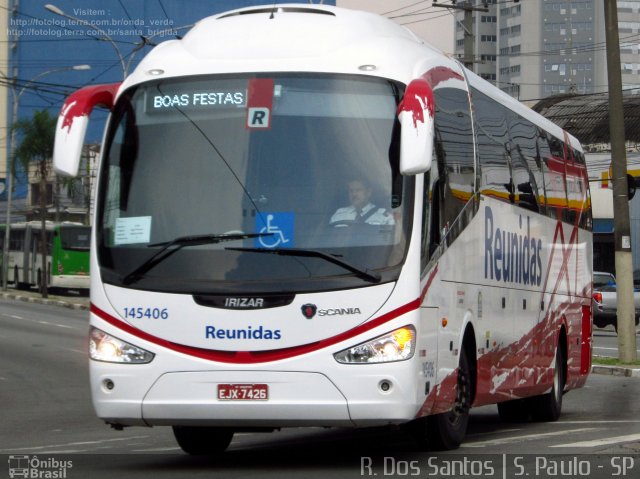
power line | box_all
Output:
[381,0,432,16]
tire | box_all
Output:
[425,348,472,450]
[530,343,565,422]
[593,318,606,329]
[172,426,234,456]
[497,398,530,422]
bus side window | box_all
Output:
[420,171,432,270]
[432,86,475,244]
[473,88,512,204]
[572,149,592,230]
[539,132,569,221]
[508,115,544,214]
[420,166,444,272]
[10,229,24,251]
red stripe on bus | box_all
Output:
[90,299,420,364]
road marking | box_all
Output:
[551,433,640,448]
[0,314,80,330]
[557,420,640,424]
[62,348,86,355]
[54,323,74,329]
[39,320,72,329]
[33,320,73,329]
[0,435,150,453]
[131,447,182,452]
[462,428,599,448]
[466,428,522,439]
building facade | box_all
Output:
[454,0,640,103]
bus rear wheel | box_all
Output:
[530,343,565,422]
[172,426,234,455]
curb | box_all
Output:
[591,364,640,378]
[0,291,89,311]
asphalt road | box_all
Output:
[593,326,640,359]
[1,298,639,479]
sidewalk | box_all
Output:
[1,289,639,377]
[591,362,640,378]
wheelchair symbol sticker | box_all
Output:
[256,212,294,248]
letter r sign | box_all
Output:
[246,78,274,129]
[247,107,271,128]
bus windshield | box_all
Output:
[97,73,413,294]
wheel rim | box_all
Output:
[449,361,470,426]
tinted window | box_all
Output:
[472,88,512,203]
[433,87,476,244]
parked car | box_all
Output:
[592,271,640,331]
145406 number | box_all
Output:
[123,307,169,320]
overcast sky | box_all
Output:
[335,0,455,54]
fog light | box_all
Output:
[379,380,392,392]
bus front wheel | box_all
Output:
[172,426,234,455]
[411,348,471,450]
[427,348,471,450]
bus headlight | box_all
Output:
[334,325,415,364]
[89,327,154,364]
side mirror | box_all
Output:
[53,83,121,177]
[397,78,435,175]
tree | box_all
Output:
[11,109,56,298]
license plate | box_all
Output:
[217,384,268,401]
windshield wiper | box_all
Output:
[225,247,382,283]
[122,233,271,285]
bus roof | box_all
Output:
[126,4,445,89]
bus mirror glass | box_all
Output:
[53,83,121,177]
[397,78,435,175]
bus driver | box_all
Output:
[329,179,395,227]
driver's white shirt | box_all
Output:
[329,203,394,226]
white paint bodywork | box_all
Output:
[62,4,591,429]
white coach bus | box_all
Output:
[52,4,592,454]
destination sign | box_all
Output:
[147,90,246,112]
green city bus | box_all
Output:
[0,221,90,291]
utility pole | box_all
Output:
[433,1,489,72]
[604,0,637,362]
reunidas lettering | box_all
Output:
[484,206,543,286]
[205,326,282,340]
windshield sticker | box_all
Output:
[114,216,152,245]
[255,212,294,248]
[246,78,274,129]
